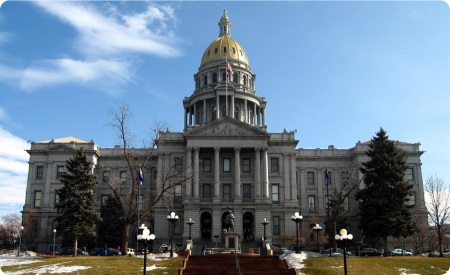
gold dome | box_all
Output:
[199,10,250,70]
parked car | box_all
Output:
[59,248,87,256]
[45,250,60,256]
[390,249,412,256]
[359,248,383,256]
[323,248,352,256]
[90,248,121,256]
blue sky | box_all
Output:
[0,1,449,216]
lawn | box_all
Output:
[302,256,450,275]
[1,254,449,275]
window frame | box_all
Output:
[272,216,280,235]
[223,158,231,173]
[243,184,251,200]
[406,168,414,181]
[270,158,279,173]
[243,158,251,173]
[203,158,211,173]
[203,183,212,199]
[308,195,315,212]
[223,184,231,200]
[307,172,315,186]
[36,166,44,180]
[56,166,65,179]
[34,190,42,208]
[271,184,279,204]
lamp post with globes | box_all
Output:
[291,212,303,254]
[17,226,24,257]
[186,218,194,240]
[261,218,269,241]
[52,229,57,256]
[167,212,179,258]
[335,229,353,275]
[313,224,322,253]
[137,224,156,275]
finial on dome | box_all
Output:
[218,10,231,37]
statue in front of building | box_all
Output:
[224,211,235,231]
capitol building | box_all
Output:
[22,11,427,253]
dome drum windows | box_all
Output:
[212,73,217,83]
[203,75,208,86]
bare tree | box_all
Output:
[425,175,450,257]
[327,163,362,252]
[107,103,192,254]
[0,214,20,249]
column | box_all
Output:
[231,95,235,119]
[184,108,188,130]
[214,147,220,201]
[234,147,241,200]
[216,94,220,119]
[262,148,269,198]
[262,107,266,127]
[193,102,197,125]
[254,148,261,198]
[253,104,257,126]
[157,153,163,194]
[290,154,298,202]
[186,148,192,197]
[189,107,192,126]
[284,154,290,201]
[257,106,261,126]
[244,99,248,123]
[193,148,200,198]
[203,99,207,124]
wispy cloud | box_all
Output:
[0,2,181,93]
[0,126,29,212]
[34,1,181,58]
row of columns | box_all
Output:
[183,96,266,130]
[182,147,270,201]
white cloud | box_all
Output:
[33,2,181,58]
[0,127,29,211]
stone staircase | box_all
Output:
[179,253,297,275]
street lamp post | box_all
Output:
[137,224,156,275]
[291,212,303,254]
[335,229,353,275]
[313,224,322,253]
[186,218,194,240]
[261,218,269,241]
[167,212,179,258]
[52,229,57,256]
[17,226,24,257]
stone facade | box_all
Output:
[21,11,427,253]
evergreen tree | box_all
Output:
[355,128,417,254]
[56,148,100,256]
[97,197,124,249]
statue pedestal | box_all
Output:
[224,232,240,253]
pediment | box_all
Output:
[48,144,76,151]
[186,117,269,138]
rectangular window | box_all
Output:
[175,157,183,172]
[272,216,280,235]
[31,220,38,238]
[174,185,182,204]
[54,190,59,208]
[271,184,279,203]
[103,170,110,183]
[203,158,211,173]
[56,166,65,179]
[120,171,127,183]
[308,195,315,212]
[137,194,143,209]
[243,184,251,200]
[243,158,251,173]
[101,195,109,205]
[406,168,414,181]
[34,191,42,208]
[223,158,231,172]
[270,158,279,173]
[223,184,231,200]
[408,192,416,206]
[203,184,212,199]
[340,171,347,184]
[36,166,44,180]
[307,172,315,185]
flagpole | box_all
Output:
[226,56,228,117]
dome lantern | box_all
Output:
[219,10,231,37]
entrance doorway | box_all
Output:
[200,212,212,239]
[243,212,254,242]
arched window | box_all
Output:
[196,109,202,125]
[212,106,216,121]
[203,75,208,86]
[196,78,200,90]
[249,109,254,125]
[222,71,227,82]
[212,73,217,83]
[234,106,239,121]
[233,72,238,83]
[243,75,247,86]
